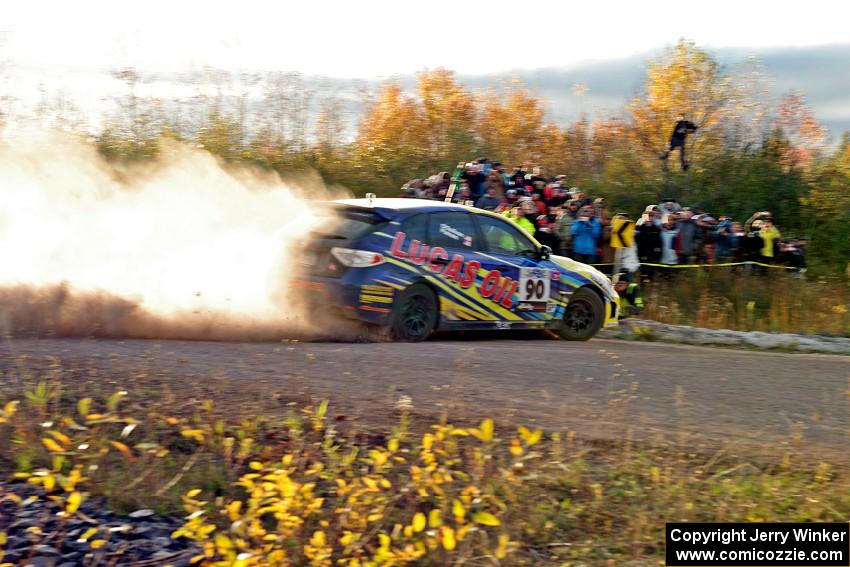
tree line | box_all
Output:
[3,40,848,273]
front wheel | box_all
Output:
[389,283,438,342]
[558,287,605,341]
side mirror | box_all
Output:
[538,245,552,260]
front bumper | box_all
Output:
[604,297,620,328]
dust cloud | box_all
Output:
[0,126,354,341]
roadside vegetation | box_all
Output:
[642,271,850,335]
[2,366,850,565]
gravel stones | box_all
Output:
[0,482,198,566]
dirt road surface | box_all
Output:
[3,337,849,462]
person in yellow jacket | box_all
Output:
[759,218,781,262]
[502,201,536,236]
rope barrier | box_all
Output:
[590,261,796,270]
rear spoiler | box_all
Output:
[323,202,393,222]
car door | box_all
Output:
[423,211,492,322]
[472,214,559,321]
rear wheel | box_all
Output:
[389,283,438,342]
[558,287,605,341]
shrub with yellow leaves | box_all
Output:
[172,416,530,565]
[7,385,850,566]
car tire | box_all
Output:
[389,283,438,342]
[558,287,605,341]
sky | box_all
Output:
[4,0,850,78]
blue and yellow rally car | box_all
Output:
[294,198,618,341]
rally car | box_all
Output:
[293,198,618,341]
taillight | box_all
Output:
[330,247,385,268]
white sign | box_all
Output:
[519,267,551,303]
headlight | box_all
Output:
[330,247,385,268]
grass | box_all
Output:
[640,271,850,336]
[2,355,850,566]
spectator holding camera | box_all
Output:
[571,205,601,264]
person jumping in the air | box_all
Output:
[660,114,697,170]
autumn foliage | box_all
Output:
[8,39,847,272]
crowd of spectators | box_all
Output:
[400,158,808,275]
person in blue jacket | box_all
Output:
[571,205,602,264]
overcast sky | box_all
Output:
[4,0,850,77]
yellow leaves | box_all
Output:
[309,530,326,548]
[0,400,19,424]
[226,500,242,521]
[650,466,661,484]
[63,466,83,492]
[369,449,388,467]
[180,429,206,442]
[48,430,71,445]
[440,526,456,551]
[510,439,523,457]
[41,437,64,453]
[78,527,98,542]
[470,419,493,442]
[106,390,127,412]
[472,511,500,527]
[421,433,434,451]
[110,441,133,459]
[518,426,542,446]
[66,491,83,514]
[496,534,510,559]
[451,499,465,521]
[215,533,233,554]
[411,512,426,533]
[339,530,359,547]
[24,392,558,566]
[77,397,91,418]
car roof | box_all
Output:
[331,198,473,219]
[329,197,540,245]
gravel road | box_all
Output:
[3,336,849,462]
